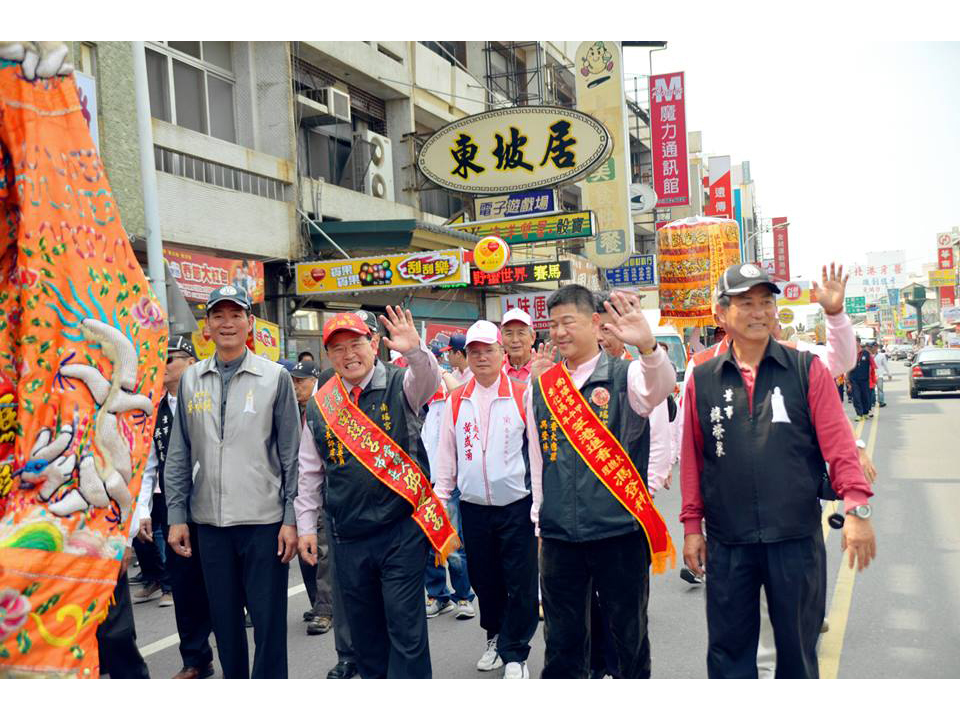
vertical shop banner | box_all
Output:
[706,156,733,219]
[771,216,790,281]
[576,41,634,269]
[734,188,744,259]
[648,72,689,207]
[938,245,955,270]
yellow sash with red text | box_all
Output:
[314,375,460,564]
[539,363,676,574]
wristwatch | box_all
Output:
[855,439,867,450]
[846,504,872,520]
[639,341,656,356]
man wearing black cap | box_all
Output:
[444,333,472,385]
[679,263,876,678]
[165,286,301,679]
[134,336,216,678]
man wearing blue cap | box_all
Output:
[165,285,301,679]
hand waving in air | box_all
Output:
[810,262,849,316]
[379,305,422,355]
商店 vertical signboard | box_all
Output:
[576,41,634,269]
[707,156,733,220]
[648,72,690,208]
[771,216,790,281]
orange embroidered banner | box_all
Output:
[0,64,166,676]
[314,375,459,564]
[538,363,675,573]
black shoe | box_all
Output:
[879,402,887,407]
[303,610,317,623]
[680,567,704,584]
[327,661,358,679]
[129,571,146,585]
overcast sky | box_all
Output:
[630,40,960,283]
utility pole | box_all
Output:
[131,41,167,313]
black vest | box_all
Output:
[532,352,651,543]
[307,362,428,541]
[150,394,174,525]
[693,340,825,544]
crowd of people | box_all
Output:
[102,261,878,680]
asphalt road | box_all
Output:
[128,363,960,679]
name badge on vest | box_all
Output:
[244,389,256,414]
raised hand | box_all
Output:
[603,291,655,352]
[530,340,558,380]
[810,262,848,316]
[379,305,421,355]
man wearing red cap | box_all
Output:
[296,306,450,679]
[501,308,537,384]
[433,320,539,679]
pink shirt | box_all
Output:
[294,345,440,536]
[451,367,473,385]
[678,344,872,537]
[504,356,534,384]
[433,369,527,502]
[525,346,677,527]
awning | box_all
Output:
[308,219,479,255]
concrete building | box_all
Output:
[67,41,671,359]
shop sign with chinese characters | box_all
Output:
[648,72,690,207]
[501,292,553,331]
[938,245,955,270]
[604,255,655,287]
[776,280,811,306]
[417,106,611,195]
[449,210,595,246]
[474,189,556,221]
[295,249,468,295]
[706,156,733,220]
[164,246,265,303]
[847,252,907,303]
[771,216,789,281]
[471,260,570,288]
[576,41,634,269]
[928,269,954,288]
[845,296,867,314]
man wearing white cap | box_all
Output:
[501,308,537,384]
[432,320,540,679]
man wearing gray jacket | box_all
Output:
[165,285,301,679]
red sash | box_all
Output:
[538,363,676,574]
[314,375,460,564]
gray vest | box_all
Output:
[178,350,289,526]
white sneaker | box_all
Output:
[426,597,454,618]
[503,661,529,679]
[455,599,476,619]
[476,636,503,671]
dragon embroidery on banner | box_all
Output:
[0,42,166,677]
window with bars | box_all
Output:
[154,145,288,201]
[146,41,237,143]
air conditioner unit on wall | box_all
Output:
[325,87,352,123]
[362,130,394,202]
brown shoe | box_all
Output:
[172,663,215,679]
[307,616,333,635]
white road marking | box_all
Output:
[139,583,306,657]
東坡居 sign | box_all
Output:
[417,106,612,195]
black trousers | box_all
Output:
[132,530,170,590]
[325,519,356,663]
[540,530,651,679]
[166,522,214,670]
[589,590,619,678]
[459,495,539,663]
[97,572,150,679]
[196,522,289,679]
[850,378,871,416]
[297,513,332,616]
[333,516,431,678]
[705,533,826,679]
